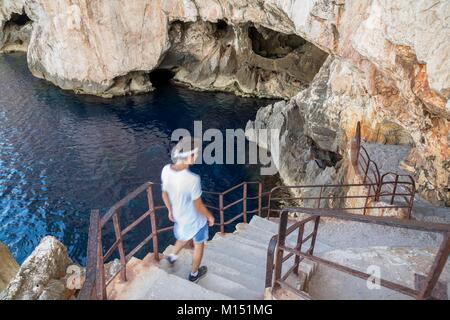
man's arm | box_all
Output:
[162,191,174,222]
[194,198,215,227]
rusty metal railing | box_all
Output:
[78,180,271,300]
[266,182,415,219]
[266,208,450,300]
[263,121,416,219]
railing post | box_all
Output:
[265,235,278,288]
[147,184,159,261]
[317,186,323,208]
[408,184,416,220]
[418,233,450,299]
[78,209,100,300]
[243,183,248,223]
[363,161,370,184]
[274,210,288,288]
[96,218,107,300]
[308,217,321,256]
[363,182,372,216]
[258,182,263,217]
[112,211,127,281]
[350,121,361,169]
[391,175,399,205]
[219,194,225,234]
[294,224,305,275]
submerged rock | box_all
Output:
[0,236,73,300]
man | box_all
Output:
[161,137,215,282]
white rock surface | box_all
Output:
[0,236,73,300]
[0,242,19,292]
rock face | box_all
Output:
[0,0,449,203]
[0,236,73,300]
[161,20,328,98]
[0,242,19,292]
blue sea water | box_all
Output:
[0,53,279,264]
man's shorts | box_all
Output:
[192,223,209,244]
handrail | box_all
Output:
[78,209,100,300]
[266,208,450,300]
[79,180,270,299]
[266,181,414,219]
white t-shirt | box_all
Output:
[161,164,207,241]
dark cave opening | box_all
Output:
[248,25,307,59]
[216,19,228,31]
[1,11,32,52]
[8,12,31,27]
[149,69,176,87]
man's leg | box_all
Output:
[191,242,205,273]
[188,224,208,281]
[173,240,187,255]
[167,240,187,265]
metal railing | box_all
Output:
[78,181,271,300]
[266,208,450,300]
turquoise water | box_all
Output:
[0,53,278,264]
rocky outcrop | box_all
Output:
[247,54,449,205]
[0,243,19,292]
[0,0,449,203]
[0,236,73,300]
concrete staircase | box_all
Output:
[109,215,318,300]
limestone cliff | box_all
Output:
[0,0,449,204]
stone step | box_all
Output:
[209,234,269,257]
[218,233,269,251]
[249,215,318,238]
[236,223,302,250]
[249,215,279,233]
[162,245,265,293]
[116,265,232,300]
[235,224,278,245]
[202,247,267,279]
[206,238,268,267]
[236,222,276,238]
[160,255,262,300]
[244,218,334,254]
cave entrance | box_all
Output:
[247,24,329,91]
[1,11,32,53]
[248,25,307,59]
[149,69,176,87]
[7,12,31,27]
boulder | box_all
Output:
[0,236,73,300]
[0,242,19,292]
